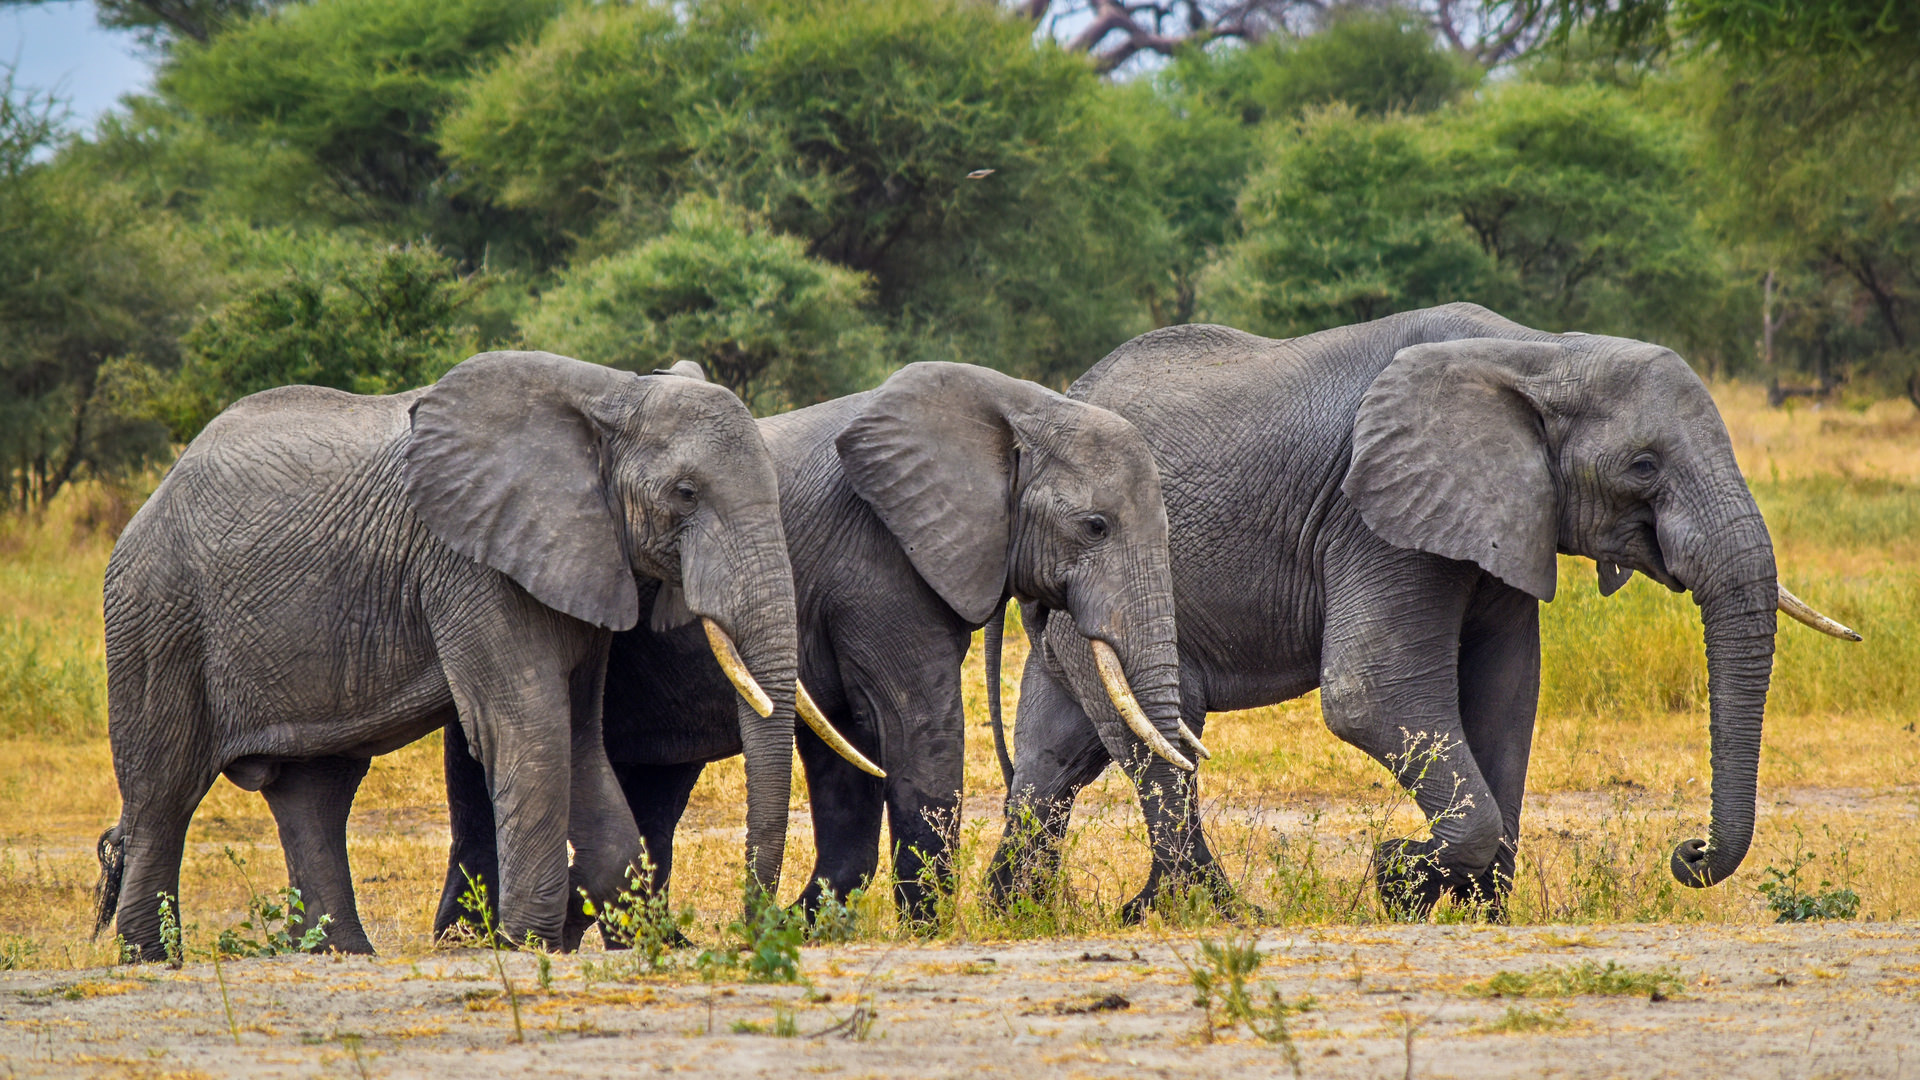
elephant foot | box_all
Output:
[311,923,375,956]
[1118,863,1253,926]
[1371,840,1509,923]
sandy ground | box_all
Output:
[3,922,1917,1079]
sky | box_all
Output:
[1,1,155,132]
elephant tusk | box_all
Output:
[702,618,773,718]
[1777,584,1862,642]
[797,680,887,779]
[1089,639,1194,772]
[1178,721,1212,760]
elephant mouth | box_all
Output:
[1599,522,1682,592]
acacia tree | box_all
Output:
[1021,0,1557,71]
[521,197,885,412]
[445,0,1166,382]
[0,74,208,508]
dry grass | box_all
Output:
[1,384,1915,970]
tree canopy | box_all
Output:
[1,0,1913,508]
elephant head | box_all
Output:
[404,350,817,894]
[836,361,1193,774]
[1343,335,1858,889]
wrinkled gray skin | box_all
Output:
[433,361,1185,932]
[988,304,1782,918]
[95,351,803,960]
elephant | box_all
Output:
[434,360,1198,934]
[92,350,868,959]
[985,303,1861,920]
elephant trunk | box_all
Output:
[680,523,800,899]
[1667,508,1777,888]
[1067,561,1190,773]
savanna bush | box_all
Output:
[520,197,884,411]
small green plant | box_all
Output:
[580,848,693,973]
[216,849,331,957]
[0,934,39,970]
[1467,961,1683,1000]
[716,890,806,984]
[157,892,183,969]
[1173,930,1313,1068]
[457,870,524,1043]
[807,883,863,944]
[1477,1004,1568,1033]
[535,950,553,991]
[1757,851,1861,923]
[730,1007,799,1037]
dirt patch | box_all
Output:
[3,923,1915,1078]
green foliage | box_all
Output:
[157,892,183,969]
[577,849,694,974]
[0,934,38,970]
[1204,82,1725,349]
[1467,961,1684,998]
[1,75,212,508]
[456,870,525,1043]
[167,243,480,440]
[0,0,286,49]
[436,0,726,231]
[698,884,805,984]
[805,884,863,944]
[1478,1004,1569,1032]
[1757,852,1860,923]
[160,0,558,210]
[1171,9,1480,126]
[1179,931,1314,1058]
[1202,105,1496,334]
[447,0,1161,379]
[1519,0,1920,70]
[215,847,331,957]
[522,197,883,410]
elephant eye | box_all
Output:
[674,481,698,506]
[1628,456,1659,481]
[1082,514,1110,541]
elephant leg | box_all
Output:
[561,641,644,951]
[793,729,884,919]
[612,761,707,897]
[1321,552,1505,919]
[435,720,499,940]
[260,756,373,954]
[104,628,216,962]
[985,650,1112,912]
[112,773,215,963]
[1450,577,1542,920]
[603,761,704,950]
[801,622,968,930]
[438,637,583,950]
[1118,666,1242,924]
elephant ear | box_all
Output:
[405,350,645,631]
[837,362,1042,624]
[1343,339,1567,602]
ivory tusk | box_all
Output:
[702,618,774,718]
[797,680,887,778]
[1089,639,1194,772]
[1178,721,1212,760]
[1777,584,1863,642]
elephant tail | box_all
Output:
[986,601,1013,788]
[92,824,126,940]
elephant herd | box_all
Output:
[91,303,1859,961]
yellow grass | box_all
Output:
[1,383,1915,969]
